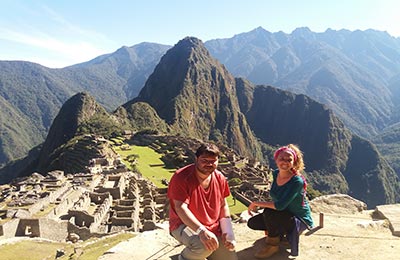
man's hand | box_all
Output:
[199,229,219,251]
[222,233,235,251]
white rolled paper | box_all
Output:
[219,217,236,249]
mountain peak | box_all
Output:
[173,36,211,63]
[36,92,107,172]
[176,36,204,47]
[291,27,314,38]
[125,36,262,159]
[129,36,221,123]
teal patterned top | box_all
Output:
[270,169,314,228]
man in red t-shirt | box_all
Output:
[168,143,238,260]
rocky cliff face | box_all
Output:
[239,84,400,207]
[126,37,263,160]
[35,92,118,173]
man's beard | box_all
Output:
[196,164,214,175]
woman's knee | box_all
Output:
[247,213,265,230]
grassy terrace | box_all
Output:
[114,144,175,188]
[113,143,247,215]
[0,233,135,260]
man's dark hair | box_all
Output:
[195,143,220,157]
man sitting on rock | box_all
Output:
[168,142,238,260]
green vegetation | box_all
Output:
[77,113,123,138]
[228,178,242,186]
[113,141,247,214]
[0,233,134,260]
[227,194,247,216]
[0,239,66,260]
[114,144,175,188]
[72,233,134,259]
[109,137,125,145]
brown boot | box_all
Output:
[254,236,280,258]
[280,235,290,248]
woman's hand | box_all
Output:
[199,229,219,251]
[247,202,258,216]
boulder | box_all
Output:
[309,194,367,214]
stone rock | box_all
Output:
[375,204,400,236]
[142,220,156,231]
[55,249,65,258]
[309,194,367,214]
[13,209,32,218]
[142,206,155,220]
[357,220,387,229]
[68,233,80,243]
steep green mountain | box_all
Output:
[0,43,170,166]
[0,61,69,167]
[344,135,399,207]
[388,74,400,124]
[205,27,400,138]
[240,84,399,207]
[372,122,400,177]
[35,92,121,173]
[114,102,170,133]
[0,92,123,183]
[126,37,263,160]
[0,95,41,166]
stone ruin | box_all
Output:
[0,134,272,242]
[0,139,170,242]
[129,134,273,206]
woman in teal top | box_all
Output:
[247,144,314,258]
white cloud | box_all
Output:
[0,28,107,67]
[0,4,117,68]
[41,4,112,42]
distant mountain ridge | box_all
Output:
[0,43,170,166]
[205,27,400,138]
[1,37,398,208]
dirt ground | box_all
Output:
[98,210,400,260]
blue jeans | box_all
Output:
[171,224,238,260]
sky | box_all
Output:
[1,0,399,68]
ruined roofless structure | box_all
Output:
[0,134,270,242]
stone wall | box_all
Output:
[67,221,105,241]
[15,219,40,237]
[0,219,19,238]
[39,218,68,241]
[48,188,85,220]
[71,192,91,211]
[69,210,95,228]
[95,175,125,199]
[28,182,71,215]
[89,194,112,233]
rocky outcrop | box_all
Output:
[309,194,367,214]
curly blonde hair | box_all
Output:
[287,144,305,172]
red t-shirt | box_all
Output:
[168,164,230,235]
